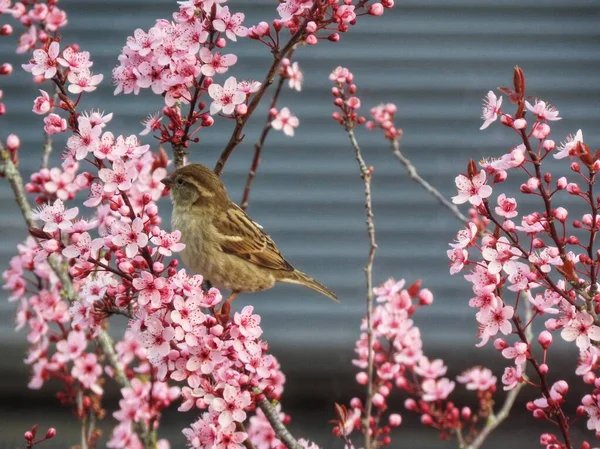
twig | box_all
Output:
[0,144,155,449]
[214,7,316,177]
[465,305,532,449]
[347,128,377,449]
[256,397,303,449]
[391,138,468,223]
[77,391,89,449]
[240,73,288,211]
[237,422,257,449]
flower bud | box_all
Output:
[350,397,362,409]
[527,176,540,190]
[369,3,384,15]
[513,118,527,129]
[419,288,433,305]
[6,134,20,151]
[583,372,596,384]
[306,21,317,33]
[356,372,368,385]
[539,363,549,375]
[545,318,559,331]
[502,220,516,232]
[543,139,555,152]
[45,428,56,439]
[567,183,581,195]
[215,37,227,48]
[538,330,552,349]
[461,406,471,420]
[0,24,13,35]
[236,104,248,116]
[382,0,394,7]
[571,162,580,172]
[404,398,417,411]
[553,207,568,222]
[532,122,550,139]
[0,63,13,75]
[420,414,433,425]
[305,34,318,45]
[24,431,34,441]
[388,413,402,426]
[372,393,385,407]
[533,409,546,419]
[327,33,340,42]
[494,338,508,351]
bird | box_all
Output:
[162,163,339,319]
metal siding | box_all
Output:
[0,0,599,436]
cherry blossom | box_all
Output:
[421,378,455,402]
[208,76,245,115]
[22,41,60,78]
[212,6,248,41]
[271,107,299,137]
[452,170,493,206]
[456,367,497,391]
[110,217,149,258]
[34,199,79,233]
[67,68,103,94]
[554,129,584,159]
[211,385,251,427]
[479,90,502,130]
[561,311,600,350]
[32,89,52,114]
[98,159,138,192]
[525,99,561,121]
[199,48,237,77]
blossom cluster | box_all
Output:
[448,68,600,445]
[339,278,499,446]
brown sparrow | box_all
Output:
[162,164,339,316]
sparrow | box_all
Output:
[162,164,339,317]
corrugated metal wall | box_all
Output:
[0,0,599,446]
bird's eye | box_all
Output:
[176,177,184,185]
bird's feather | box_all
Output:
[216,204,294,272]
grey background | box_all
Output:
[0,0,599,447]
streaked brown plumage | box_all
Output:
[162,164,339,307]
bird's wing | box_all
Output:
[215,204,294,271]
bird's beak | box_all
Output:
[161,175,174,187]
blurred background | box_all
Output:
[1,0,599,447]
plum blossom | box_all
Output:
[67,116,102,160]
[57,47,93,72]
[212,6,248,41]
[482,237,521,275]
[150,230,185,256]
[208,76,245,115]
[22,41,60,79]
[456,367,497,391]
[111,217,149,258]
[561,311,600,350]
[199,48,237,76]
[141,317,175,362]
[421,378,455,402]
[528,247,563,273]
[271,107,299,137]
[502,365,523,391]
[67,68,103,94]
[210,385,251,427]
[525,99,561,121]
[495,193,518,218]
[285,61,303,91]
[414,358,447,379]
[476,302,514,346]
[554,129,584,159]
[72,353,103,394]
[447,247,468,275]
[32,90,52,115]
[450,222,478,248]
[480,90,502,130]
[452,170,492,206]
[34,199,79,233]
[501,342,528,366]
[44,113,67,134]
[98,159,138,192]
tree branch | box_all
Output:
[347,127,377,449]
[256,397,303,449]
[391,137,468,223]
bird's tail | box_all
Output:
[280,270,340,302]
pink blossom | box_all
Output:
[482,236,521,275]
[476,302,514,346]
[237,80,261,95]
[452,170,492,206]
[98,159,138,192]
[67,116,102,160]
[502,342,528,366]
[208,76,245,115]
[200,48,237,77]
[528,247,563,273]
[233,305,262,338]
[32,89,52,115]
[63,231,102,259]
[502,365,523,391]
[495,193,518,218]
[277,0,314,21]
[141,316,175,362]
[67,68,103,94]
[526,290,560,315]
[22,41,60,79]
[213,6,248,41]
[525,99,561,121]
[450,222,478,249]
[414,358,447,379]
[334,5,356,23]
[577,347,600,376]
[447,247,468,274]
[133,272,168,308]
[55,330,86,363]
[554,129,584,160]
[421,378,455,402]
[211,385,251,427]
[480,90,503,130]
[582,394,600,433]
[34,199,79,233]
[561,311,600,350]
[111,217,149,258]
[43,113,67,134]
[285,61,303,91]
[72,353,103,394]
[456,367,497,391]
[140,112,163,136]
[57,47,93,72]
[151,229,185,256]
[16,26,37,54]
[271,107,299,137]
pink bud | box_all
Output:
[461,406,471,420]
[347,96,361,110]
[583,372,596,384]
[24,431,34,441]
[494,338,508,351]
[146,204,158,216]
[0,24,13,35]
[272,20,283,32]
[553,207,568,222]
[269,107,278,117]
[532,122,550,139]
[356,372,368,385]
[45,428,56,439]
[583,214,593,226]
[153,261,164,273]
[520,183,532,194]
[382,0,394,7]
[502,220,516,232]
[0,63,13,75]
[305,34,318,45]
[532,238,545,248]
[533,409,546,419]
[372,393,385,407]
[543,139,555,152]
[404,398,417,411]
[6,134,20,151]
[236,104,248,116]
[513,118,527,130]
[539,363,549,375]
[526,176,540,190]
[395,376,407,389]
[567,183,580,195]
[420,414,433,425]
[369,3,384,15]
[418,288,433,305]
[556,176,567,189]
[538,330,553,349]
[215,37,227,48]
[306,21,317,33]
[571,162,580,172]
[545,318,559,331]
[379,385,390,396]
[350,397,362,409]
[388,413,402,427]
[328,33,340,42]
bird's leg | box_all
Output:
[215,291,239,324]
